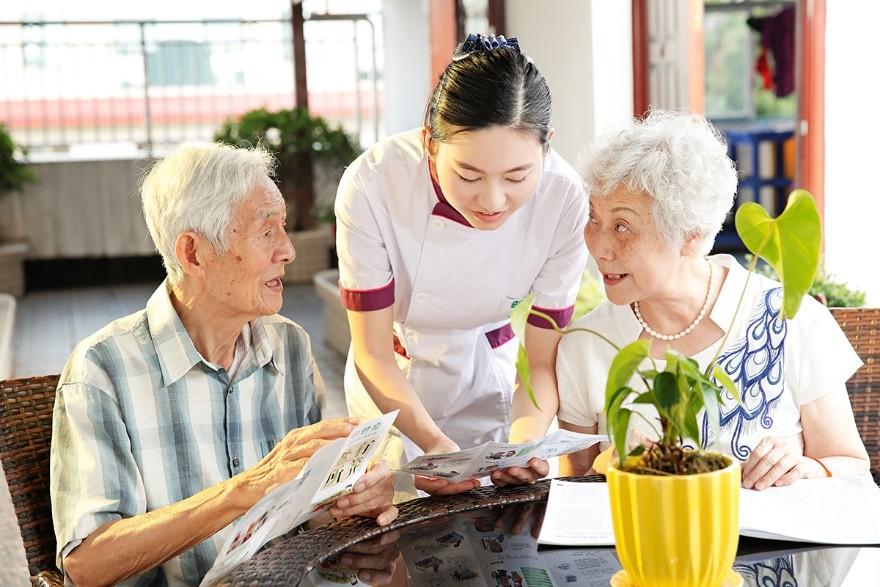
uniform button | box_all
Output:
[232,457,240,468]
[414,293,429,304]
[430,218,444,231]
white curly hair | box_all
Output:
[584,110,738,255]
[141,142,276,284]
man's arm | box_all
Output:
[63,418,357,587]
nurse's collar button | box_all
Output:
[430,218,444,231]
[414,293,429,304]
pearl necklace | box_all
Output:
[633,260,714,341]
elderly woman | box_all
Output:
[548,110,869,489]
[50,143,397,587]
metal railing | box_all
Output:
[0,16,382,157]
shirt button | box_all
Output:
[430,218,444,231]
[414,293,429,304]
[232,457,240,468]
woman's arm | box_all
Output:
[742,386,870,489]
[508,324,563,443]
[558,420,600,477]
[347,306,452,453]
[800,386,870,476]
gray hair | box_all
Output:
[141,142,276,284]
[584,110,738,255]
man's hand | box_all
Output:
[413,436,481,495]
[489,458,549,487]
[329,462,399,526]
[237,418,361,505]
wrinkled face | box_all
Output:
[585,186,681,306]
[201,175,295,318]
[429,125,546,230]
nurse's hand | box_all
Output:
[489,457,549,487]
[414,436,482,495]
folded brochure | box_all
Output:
[398,430,606,482]
[200,410,398,586]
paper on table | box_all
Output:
[537,480,615,546]
[538,473,880,548]
[740,473,880,544]
[399,430,606,482]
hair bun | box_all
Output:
[452,33,521,61]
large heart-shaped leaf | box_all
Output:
[735,189,820,318]
[510,292,536,343]
[604,339,651,403]
[514,344,538,409]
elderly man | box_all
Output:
[50,143,398,586]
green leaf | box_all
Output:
[682,401,702,447]
[629,444,646,458]
[653,372,679,413]
[510,293,536,344]
[514,344,539,410]
[699,379,721,447]
[631,391,657,405]
[613,408,633,468]
[605,340,651,402]
[712,364,743,407]
[735,190,821,318]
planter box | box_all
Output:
[0,242,28,299]
[0,293,15,380]
[313,269,351,357]
[284,225,334,284]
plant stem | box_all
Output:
[703,250,763,376]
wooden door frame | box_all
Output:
[796,0,826,223]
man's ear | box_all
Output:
[175,231,209,278]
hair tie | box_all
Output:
[452,33,521,61]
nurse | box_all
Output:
[335,34,588,496]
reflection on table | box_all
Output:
[301,504,879,587]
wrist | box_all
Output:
[803,455,832,478]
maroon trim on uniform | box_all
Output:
[485,323,515,349]
[339,279,395,311]
[528,305,575,329]
[392,333,410,358]
[428,163,473,227]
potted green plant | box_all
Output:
[215,107,361,282]
[0,123,36,297]
[512,190,821,587]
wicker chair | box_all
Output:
[0,375,62,587]
[831,308,880,477]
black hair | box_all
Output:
[425,34,552,150]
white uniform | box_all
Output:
[335,129,588,489]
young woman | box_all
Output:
[335,34,588,497]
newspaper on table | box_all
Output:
[200,410,398,586]
[397,430,606,482]
[538,474,880,547]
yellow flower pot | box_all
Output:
[607,457,740,587]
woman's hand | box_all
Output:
[741,436,826,490]
[413,436,481,495]
[489,458,549,487]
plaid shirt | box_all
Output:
[50,282,323,586]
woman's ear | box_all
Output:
[680,231,706,257]
[421,127,436,158]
